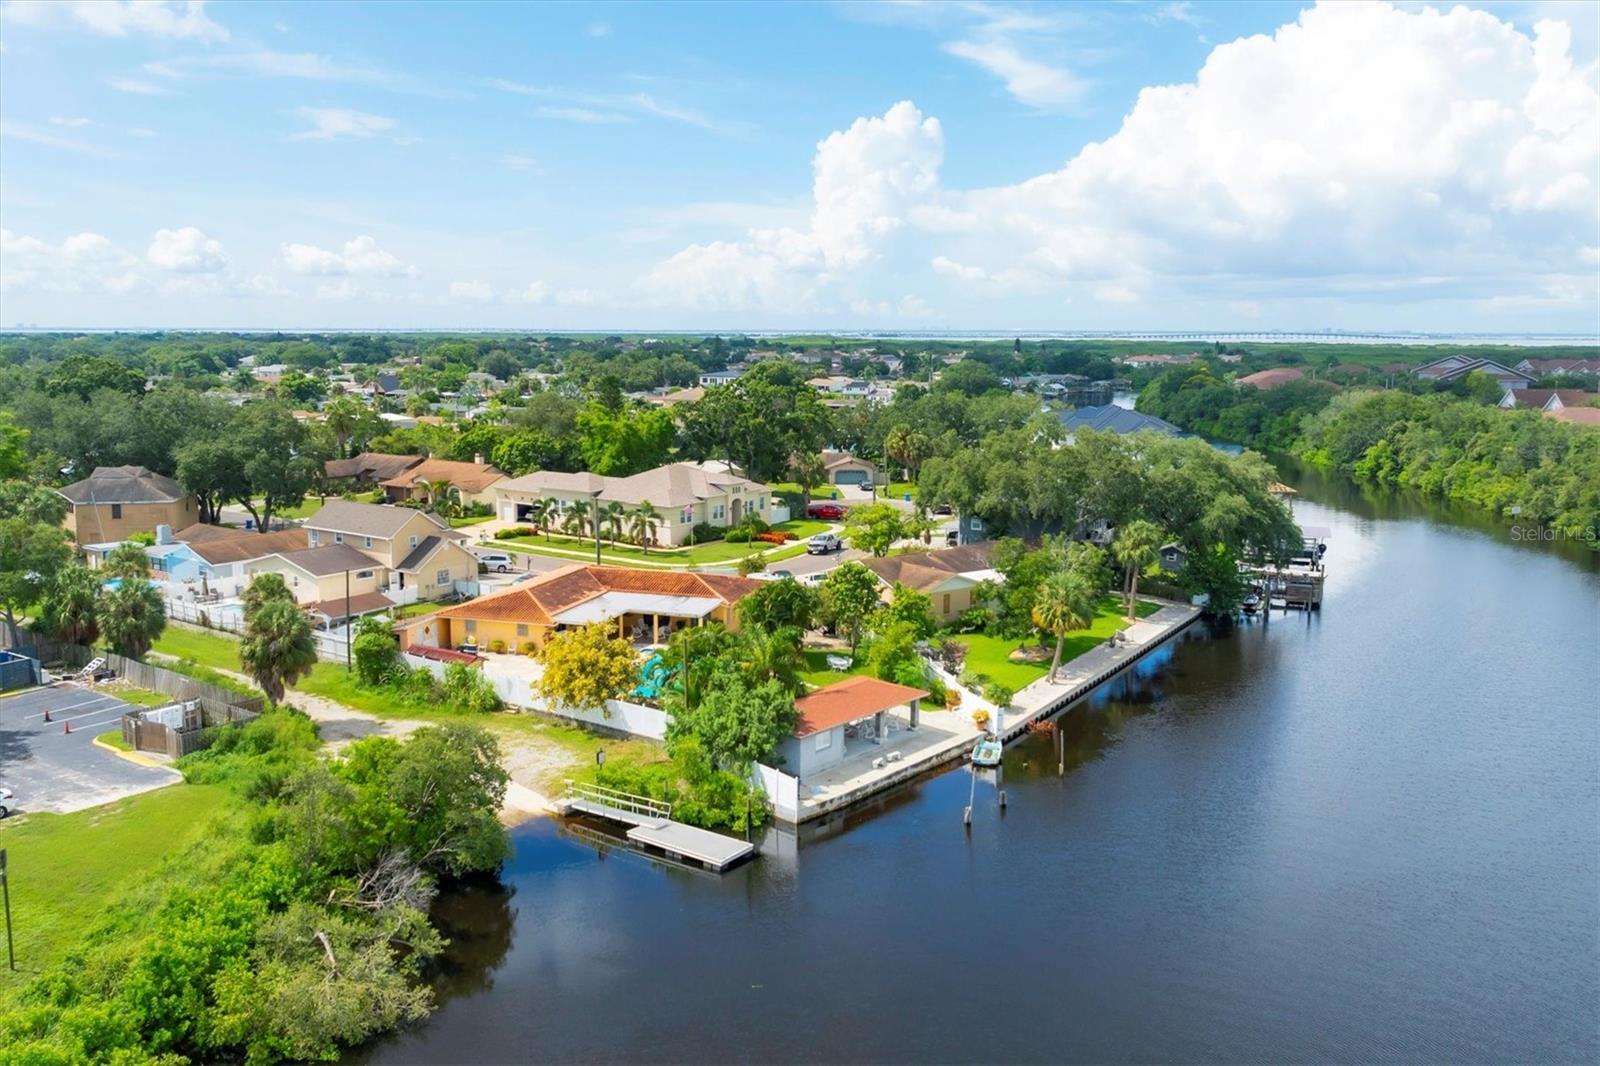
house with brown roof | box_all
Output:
[862,543,999,623]
[492,461,777,545]
[324,451,425,487]
[304,500,480,603]
[396,563,761,653]
[1544,406,1600,426]
[378,456,505,506]
[1497,388,1597,411]
[1236,367,1308,390]
[821,449,877,487]
[57,465,199,544]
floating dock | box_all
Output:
[558,781,755,872]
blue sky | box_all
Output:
[1,0,1596,332]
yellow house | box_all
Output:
[58,466,199,544]
[304,500,481,602]
[862,544,1000,624]
[398,564,761,654]
[242,543,388,610]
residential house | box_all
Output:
[862,543,999,623]
[1497,389,1596,411]
[697,369,745,387]
[397,564,761,652]
[1545,406,1600,426]
[1158,543,1188,572]
[324,451,425,487]
[777,676,930,781]
[303,500,480,603]
[155,525,313,596]
[1513,358,1600,378]
[241,543,392,623]
[58,466,199,544]
[377,456,505,506]
[821,450,877,487]
[493,461,777,545]
[1236,367,1307,390]
[1411,356,1533,390]
[1056,404,1183,438]
[644,386,704,407]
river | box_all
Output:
[360,468,1599,1064]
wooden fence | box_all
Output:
[102,652,265,714]
[121,696,260,758]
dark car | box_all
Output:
[807,502,847,520]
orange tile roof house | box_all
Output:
[1236,367,1308,390]
[779,676,930,780]
[396,564,762,653]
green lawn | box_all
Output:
[90,684,171,708]
[769,481,844,501]
[259,495,325,520]
[151,626,243,673]
[500,519,826,567]
[959,597,1161,690]
[799,648,871,688]
[95,729,133,751]
[450,514,492,528]
[392,598,453,619]
[0,784,229,1000]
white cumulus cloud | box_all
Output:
[279,235,415,277]
[289,107,395,141]
[1,0,228,41]
[147,226,227,272]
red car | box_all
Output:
[807,501,847,520]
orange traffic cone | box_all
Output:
[63,719,71,734]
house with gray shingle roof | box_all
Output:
[57,465,198,544]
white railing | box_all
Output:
[563,780,672,820]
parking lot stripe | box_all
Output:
[19,694,121,720]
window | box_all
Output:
[942,593,951,616]
[464,620,476,635]
[363,536,373,548]
[815,731,832,752]
[110,504,122,519]
[516,624,528,637]
[409,535,419,548]
[309,530,320,546]
[355,570,373,580]
[436,568,450,585]
[334,533,343,544]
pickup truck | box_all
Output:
[806,532,843,555]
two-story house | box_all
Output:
[303,500,480,603]
[58,466,199,544]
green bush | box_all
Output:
[495,526,534,539]
[594,738,764,833]
[690,522,725,543]
[724,528,751,543]
[983,681,1015,708]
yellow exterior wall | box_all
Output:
[243,558,385,605]
[66,498,198,544]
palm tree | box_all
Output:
[238,599,317,704]
[562,499,590,540]
[604,501,627,546]
[103,542,151,582]
[525,498,547,536]
[738,625,806,696]
[323,397,360,459]
[1112,519,1164,621]
[789,451,827,510]
[41,564,101,646]
[543,497,565,541]
[97,579,166,661]
[417,478,458,517]
[1032,571,1096,683]
[627,500,659,554]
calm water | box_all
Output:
[363,472,1599,1064]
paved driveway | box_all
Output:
[0,685,181,816]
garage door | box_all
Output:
[501,501,517,521]
[833,469,870,486]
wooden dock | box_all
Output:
[558,782,755,872]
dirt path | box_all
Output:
[148,648,563,819]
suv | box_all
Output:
[476,551,514,573]
[807,502,847,520]
[807,532,843,555]
[0,785,12,818]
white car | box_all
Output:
[476,551,514,573]
[0,786,12,818]
[806,533,843,555]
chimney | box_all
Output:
[155,524,173,545]
[473,452,485,465]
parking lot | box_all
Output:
[0,684,181,816]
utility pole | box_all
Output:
[591,490,603,565]
[344,569,352,671]
[2,848,14,971]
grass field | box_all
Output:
[799,648,870,688]
[959,597,1161,690]
[393,598,453,619]
[0,784,229,1001]
[501,519,826,567]
[88,684,170,707]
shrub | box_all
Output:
[487,639,506,654]
[725,528,751,543]
[691,522,725,543]
[933,636,968,673]
[983,682,1015,708]
[519,641,538,656]
[944,687,962,709]
[958,669,989,690]
[495,525,535,539]
[441,662,501,713]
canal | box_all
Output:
[361,469,1599,1064]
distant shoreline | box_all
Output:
[2,327,1596,347]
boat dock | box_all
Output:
[558,781,755,872]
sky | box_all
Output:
[0,0,1597,333]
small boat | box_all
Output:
[971,738,1003,767]
[1241,591,1262,614]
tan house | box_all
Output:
[303,500,480,603]
[821,449,877,487]
[58,466,199,544]
[398,564,760,653]
[378,457,505,506]
[242,543,389,616]
[862,543,1000,623]
[492,461,776,546]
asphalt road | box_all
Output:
[0,685,181,816]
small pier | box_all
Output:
[1242,525,1329,610]
[558,781,755,872]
